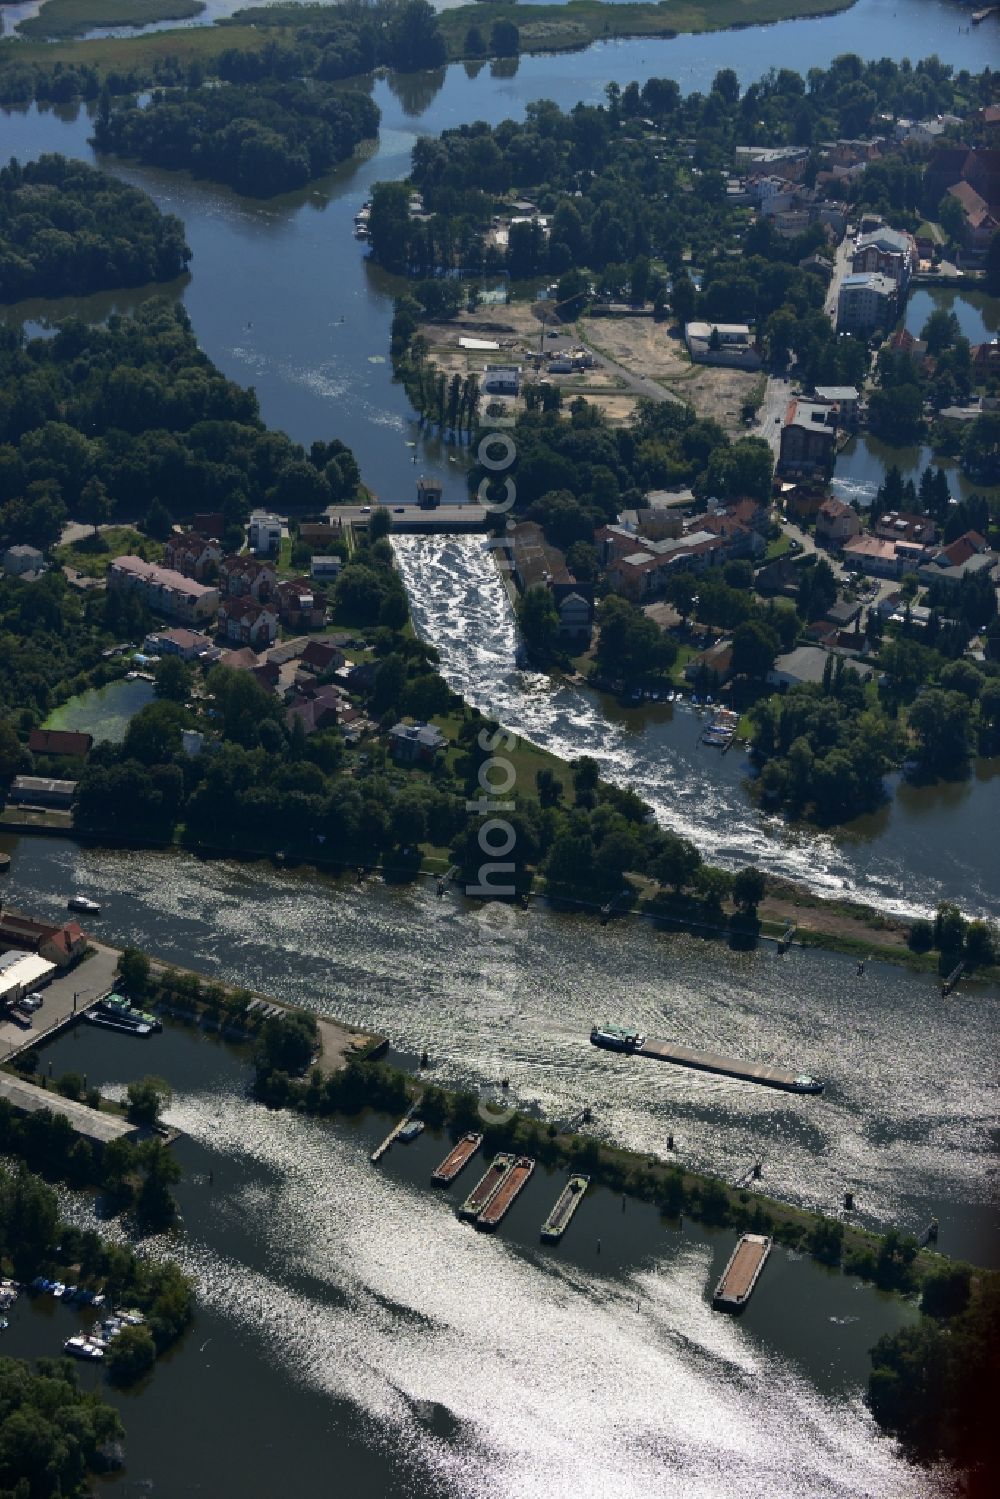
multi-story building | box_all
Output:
[163,531,223,580]
[778,401,838,477]
[108,556,220,624]
[218,556,276,604]
[217,597,279,650]
[248,511,284,557]
[836,271,897,334]
[851,227,917,288]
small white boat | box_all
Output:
[397,1119,425,1143]
[64,1335,103,1361]
[68,896,101,914]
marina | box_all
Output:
[701,707,740,750]
[476,1157,536,1231]
[431,1131,482,1185]
[540,1175,590,1243]
[617,1036,823,1093]
[458,1153,514,1221]
[713,1234,773,1311]
[369,1103,420,1163]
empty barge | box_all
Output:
[713,1233,772,1311]
[540,1175,589,1243]
[431,1132,482,1186]
[638,1039,822,1093]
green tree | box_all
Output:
[517,586,559,656]
[731,619,780,679]
[731,866,766,910]
[126,1075,172,1128]
[118,947,151,994]
[153,654,191,703]
[105,1323,157,1384]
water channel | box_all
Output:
[2,7,998,1488]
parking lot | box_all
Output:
[0,942,120,1064]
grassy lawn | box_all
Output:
[765,533,793,561]
[53,526,162,578]
[18,0,204,40]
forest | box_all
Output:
[93,79,380,197]
[0,301,362,561]
[0,155,190,303]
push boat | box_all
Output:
[458,1153,514,1220]
[589,1023,646,1053]
[431,1132,483,1185]
[476,1157,535,1230]
[540,1175,589,1243]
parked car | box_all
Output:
[21,993,43,1011]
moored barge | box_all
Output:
[432,1132,483,1186]
[540,1174,589,1242]
[712,1233,772,1311]
[458,1153,514,1220]
[477,1156,535,1230]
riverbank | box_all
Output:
[88,940,973,1294]
[17,0,205,41]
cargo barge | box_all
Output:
[431,1132,483,1186]
[638,1039,822,1093]
[458,1153,514,1220]
[540,1174,589,1243]
[712,1233,772,1311]
[477,1156,535,1231]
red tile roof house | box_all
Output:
[217,598,279,650]
[218,556,277,604]
[276,579,325,630]
[164,531,223,581]
[874,511,938,546]
[299,640,346,675]
[0,908,87,967]
[218,647,280,690]
[815,497,861,549]
[27,729,93,760]
[286,685,345,736]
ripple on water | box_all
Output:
[159,1085,943,1499]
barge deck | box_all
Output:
[477,1156,535,1230]
[431,1132,483,1186]
[458,1153,514,1220]
[636,1039,822,1094]
[713,1234,772,1310]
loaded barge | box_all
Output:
[431,1132,483,1186]
[477,1156,535,1230]
[591,1025,822,1093]
[540,1174,589,1243]
[459,1153,514,1220]
[712,1233,772,1311]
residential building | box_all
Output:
[143,627,218,661]
[218,647,280,690]
[767,646,831,690]
[217,597,279,650]
[286,685,346,737]
[276,578,324,630]
[824,599,863,630]
[874,512,938,547]
[27,729,92,760]
[3,544,44,576]
[842,535,926,579]
[218,556,276,604]
[556,591,593,645]
[0,909,87,967]
[815,497,861,549]
[837,271,897,333]
[778,401,838,477]
[946,179,999,252]
[300,640,346,675]
[684,638,734,685]
[192,511,225,539]
[108,556,220,624]
[311,555,343,582]
[606,534,725,601]
[851,227,917,288]
[684,322,761,369]
[917,532,998,591]
[298,521,341,547]
[8,775,77,809]
[813,386,861,425]
[248,511,284,557]
[389,722,446,765]
[163,531,222,580]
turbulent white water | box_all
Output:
[393,534,998,920]
[162,1084,943,1499]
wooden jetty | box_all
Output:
[458,1152,514,1220]
[540,1174,589,1243]
[636,1038,822,1093]
[941,962,964,997]
[713,1233,772,1311]
[370,1102,419,1164]
[431,1132,482,1186]
[477,1156,535,1230]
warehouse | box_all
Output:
[0,949,56,1008]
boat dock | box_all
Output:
[701,707,739,750]
[540,1175,589,1242]
[370,1102,420,1164]
[713,1234,772,1310]
[431,1132,482,1186]
[477,1156,535,1230]
[458,1152,514,1220]
[635,1038,822,1093]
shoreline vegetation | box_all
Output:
[17,0,206,43]
[0,0,859,90]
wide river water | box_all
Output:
[2,5,999,1491]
